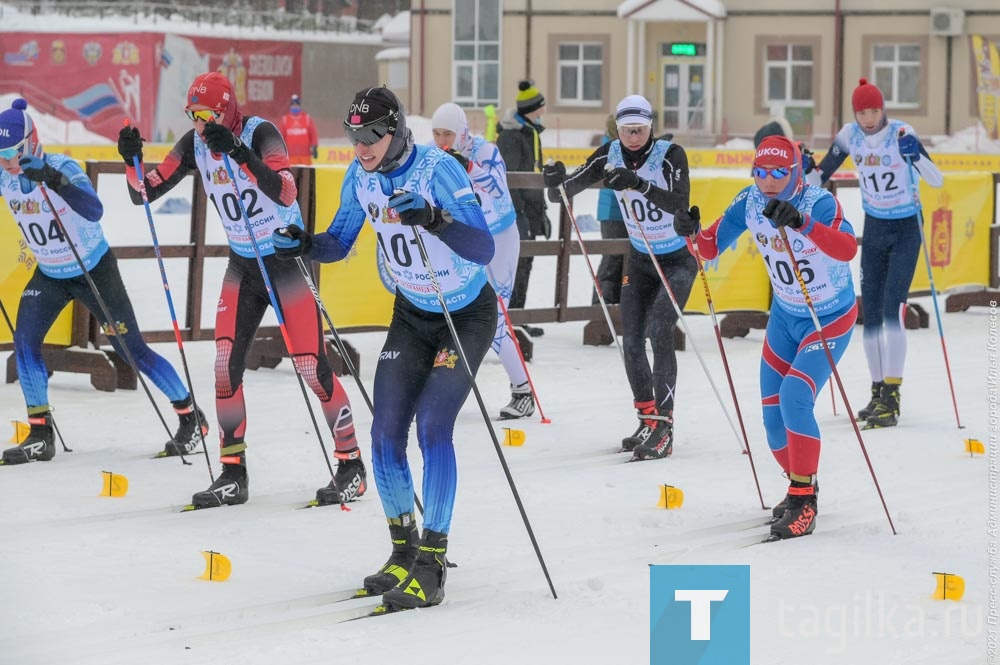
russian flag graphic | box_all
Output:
[62,83,121,119]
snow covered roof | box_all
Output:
[375,47,410,62]
[617,0,727,21]
[380,11,410,44]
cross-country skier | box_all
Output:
[0,98,205,464]
[430,101,533,419]
[271,86,495,611]
[117,72,365,509]
[542,94,697,461]
[675,135,858,539]
[815,78,944,429]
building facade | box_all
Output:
[406,0,1000,146]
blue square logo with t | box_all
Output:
[650,565,750,665]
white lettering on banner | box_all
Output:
[248,79,274,102]
[756,147,789,159]
[675,589,729,641]
[248,54,293,77]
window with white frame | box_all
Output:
[453,0,500,108]
[557,42,603,106]
[871,44,920,108]
[765,44,814,107]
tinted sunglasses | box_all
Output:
[186,108,222,122]
[752,166,790,180]
[0,137,28,160]
[344,115,392,146]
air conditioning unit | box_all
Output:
[930,8,965,37]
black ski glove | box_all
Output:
[673,206,701,237]
[19,156,68,191]
[117,126,143,165]
[604,167,648,193]
[762,199,804,229]
[272,225,313,260]
[542,161,566,188]
[203,122,252,164]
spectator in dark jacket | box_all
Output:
[496,80,551,320]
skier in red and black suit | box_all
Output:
[117,72,365,510]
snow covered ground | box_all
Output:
[0,189,992,663]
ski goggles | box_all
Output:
[186,108,222,122]
[0,138,27,160]
[344,115,392,146]
[752,166,790,180]
[616,123,651,137]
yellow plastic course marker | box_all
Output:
[199,551,232,582]
[9,420,29,444]
[657,484,684,509]
[931,572,964,601]
[502,428,526,447]
[99,471,129,497]
[964,438,984,455]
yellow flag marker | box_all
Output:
[9,420,30,444]
[931,572,964,601]
[964,438,984,455]
[657,484,684,509]
[199,551,232,582]
[99,471,129,497]
[502,428,526,447]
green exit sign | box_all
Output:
[671,43,697,56]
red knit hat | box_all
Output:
[754,135,798,169]
[186,72,242,133]
[851,78,884,113]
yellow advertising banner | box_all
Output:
[684,176,772,314]
[909,172,993,293]
[0,206,73,345]
[971,34,1000,140]
[313,166,395,329]
[45,145,1000,174]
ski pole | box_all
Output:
[776,225,896,535]
[902,145,963,429]
[37,184,178,449]
[685,236,765,510]
[129,141,212,478]
[617,190,751,458]
[288,253,424,515]
[392,201,556,599]
[486,266,551,424]
[555,182,626,365]
[219,154,337,481]
[0,296,72,452]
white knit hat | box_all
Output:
[615,95,653,126]
[431,103,468,135]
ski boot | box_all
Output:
[855,381,884,422]
[315,448,367,505]
[2,412,55,465]
[769,477,818,539]
[162,401,209,457]
[191,460,249,509]
[621,400,658,452]
[865,380,900,429]
[499,382,535,420]
[769,477,818,524]
[383,529,448,610]
[362,513,419,595]
[631,417,674,461]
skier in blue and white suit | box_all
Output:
[0,98,197,465]
[430,102,535,420]
[272,86,495,612]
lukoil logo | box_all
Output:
[650,565,750,664]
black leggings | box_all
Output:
[620,245,697,414]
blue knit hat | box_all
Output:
[0,98,40,157]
